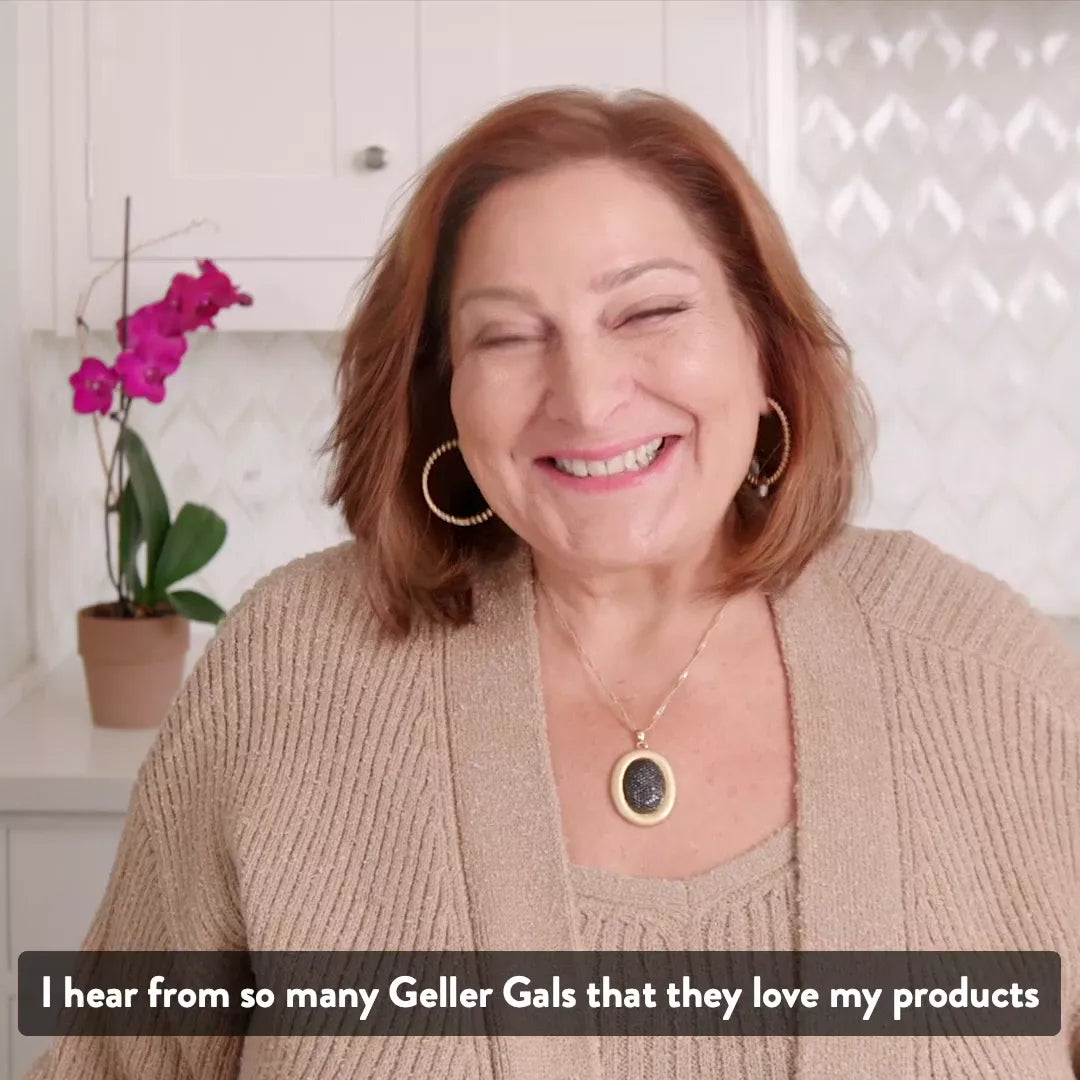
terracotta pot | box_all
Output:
[77,605,191,729]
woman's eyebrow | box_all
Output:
[455,285,540,313]
[455,257,699,313]
[589,258,699,292]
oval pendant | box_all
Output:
[610,748,676,826]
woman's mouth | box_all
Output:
[538,435,679,489]
[550,436,665,477]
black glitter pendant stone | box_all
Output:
[623,757,665,811]
[610,748,676,826]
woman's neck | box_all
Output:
[530,542,735,661]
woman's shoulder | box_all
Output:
[823,524,1080,714]
[199,540,423,678]
[162,542,432,753]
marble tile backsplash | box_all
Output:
[794,0,1080,615]
[25,0,1080,667]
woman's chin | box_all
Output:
[531,523,688,574]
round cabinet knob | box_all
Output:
[354,145,389,171]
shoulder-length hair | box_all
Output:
[323,88,873,635]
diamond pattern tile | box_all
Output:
[969,326,1040,433]
[864,94,931,158]
[971,493,1044,586]
[825,178,893,255]
[968,176,1036,245]
[797,0,1080,613]
[935,95,1000,171]
[936,261,1002,346]
[1007,416,1077,515]
[802,96,859,184]
[860,252,933,351]
[897,329,967,438]
[903,179,964,265]
[1007,265,1071,351]
[1042,182,1080,260]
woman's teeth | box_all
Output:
[552,437,664,478]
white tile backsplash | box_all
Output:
[795,0,1080,615]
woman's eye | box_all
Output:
[623,304,688,326]
[476,334,533,349]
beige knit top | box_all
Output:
[569,820,798,1078]
[20,526,1080,1080]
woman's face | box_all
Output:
[447,158,767,574]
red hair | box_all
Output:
[323,88,874,634]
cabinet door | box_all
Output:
[4,819,125,1080]
[85,0,417,261]
[419,0,764,173]
[50,0,778,332]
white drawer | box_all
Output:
[7,820,124,956]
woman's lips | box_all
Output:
[536,435,680,492]
[540,434,669,462]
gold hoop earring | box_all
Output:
[747,396,792,497]
[421,439,495,527]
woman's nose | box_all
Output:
[542,336,633,431]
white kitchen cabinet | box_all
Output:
[2,816,126,1080]
[0,655,158,1080]
[85,0,419,263]
[35,0,790,334]
[417,0,764,163]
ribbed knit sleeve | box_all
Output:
[835,528,1080,1075]
[19,592,254,1080]
[1039,642,1080,1072]
[17,542,491,1080]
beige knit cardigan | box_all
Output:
[21,526,1080,1079]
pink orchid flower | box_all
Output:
[165,260,253,331]
[70,357,120,415]
[197,259,253,307]
[113,334,187,403]
[115,300,187,348]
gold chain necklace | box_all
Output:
[537,578,729,827]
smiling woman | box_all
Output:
[20,88,1080,1080]
[447,158,779,582]
[327,90,868,635]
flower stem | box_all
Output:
[120,196,131,349]
[103,395,133,613]
[116,199,130,603]
[90,414,111,493]
[74,217,217,337]
[103,430,122,607]
[101,199,136,613]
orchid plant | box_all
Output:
[69,205,252,624]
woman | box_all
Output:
[24,89,1078,1079]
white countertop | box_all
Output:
[2,619,1079,816]
[0,632,212,815]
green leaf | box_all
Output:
[117,479,143,600]
[119,427,170,594]
[167,589,226,625]
[153,503,227,591]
